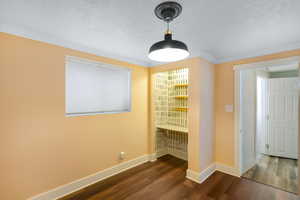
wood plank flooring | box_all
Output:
[242,154,298,194]
[60,155,299,200]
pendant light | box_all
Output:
[149,1,189,62]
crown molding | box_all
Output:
[215,43,300,64]
[2,21,299,67]
[0,21,218,67]
[195,51,218,64]
[233,56,300,71]
[0,21,152,67]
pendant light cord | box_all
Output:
[166,22,171,34]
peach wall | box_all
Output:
[4,29,300,199]
[0,33,149,200]
[215,49,300,167]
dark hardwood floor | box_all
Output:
[59,155,299,200]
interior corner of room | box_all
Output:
[1,1,300,200]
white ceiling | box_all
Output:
[1,0,300,66]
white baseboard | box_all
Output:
[168,149,187,161]
[186,163,216,184]
[186,162,240,184]
[155,148,168,159]
[186,169,201,183]
[156,148,187,161]
[29,154,150,200]
[215,163,240,177]
[29,155,240,200]
[148,153,157,162]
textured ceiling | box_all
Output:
[1,0,300,66]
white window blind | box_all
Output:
[65,56,131,116]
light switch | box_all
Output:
[225,104,233,112]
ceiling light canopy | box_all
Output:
[149,1,189,62]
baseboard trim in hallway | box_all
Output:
[28,154,151,200]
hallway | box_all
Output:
[242,155,298,193]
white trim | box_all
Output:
[234,56,300,71]
[186,162,240,185]
[0,20,215,66]
[28,154,150,200]
[186,169,202,184]
[155,149,168,159]
[2,20,300,66]
[0,21,218,66]
[155,149,187,161]
[234,70,242,176]
[186,164,216,184]
[29,155,241,200]
[65,110,131,117]
[168,149,187,161]
[148,153,157,162]
[215,163,240,177]
[216,44,300,64]
[192,52,218,65]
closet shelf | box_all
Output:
[174,95,188,99]
[156,124,188,133]
[174,84,188,87]
[175,107,188,112]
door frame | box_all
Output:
[238,70,257,174]
[233,56,300,181]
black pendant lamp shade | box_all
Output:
[149,1,189,62]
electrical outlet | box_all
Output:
[119,152,125,160]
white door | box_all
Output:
[266,78,298,159]
[240,71,257,173]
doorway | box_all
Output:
[235,57,300,193]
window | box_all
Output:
[65,56,131,116]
